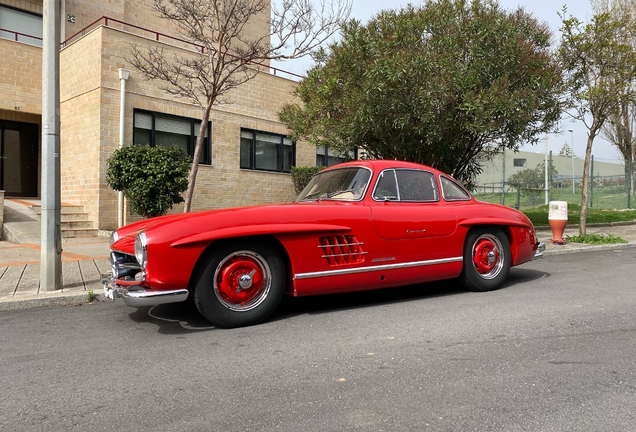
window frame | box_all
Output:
[372,168,440,203]
[240,128,296,173]
[513,158,527,168]
[0,5,43,47]
[132,109,211,165]
[439,175,472,201]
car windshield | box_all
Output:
[296,167,371,202]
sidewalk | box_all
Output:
[0,199,112,311]
[1,200,635,311]
[0,237,111,311]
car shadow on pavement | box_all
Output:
[126,267,550,333]
[271,266,550,322]
[127,301,218,334]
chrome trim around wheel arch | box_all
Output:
[294,256,463,280]
[104,279,188,307]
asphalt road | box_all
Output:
[1,248,635,432]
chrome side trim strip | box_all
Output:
[321,252,368,258]
[294,256,463,280]
[318,242,364,248]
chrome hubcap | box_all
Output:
[472,234,504,280]
[213,251,271,312]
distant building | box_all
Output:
[476,150,625,188]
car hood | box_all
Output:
[110,201,364,253]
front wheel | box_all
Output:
[194,241,285,328]
[460,228,511,292]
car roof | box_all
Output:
[324,160,445,176]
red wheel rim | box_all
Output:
[214,251,271,311]
[471,234,504,280]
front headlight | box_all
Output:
[134,231,148,269]
[109,231,119,247]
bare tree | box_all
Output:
[559,7,636,234]
[128,0,351,212]
[592,0,636,193]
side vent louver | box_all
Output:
[318,235,367,266]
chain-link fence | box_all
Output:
[474,158,634,210]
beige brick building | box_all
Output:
[0,0,321,230]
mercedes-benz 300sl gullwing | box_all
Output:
[105,160,544,328]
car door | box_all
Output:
[370,168,457,241]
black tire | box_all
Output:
[459,227,511,292]
[194,240,285,328]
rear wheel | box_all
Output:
[194,241,285,328]
[460,228,511,292]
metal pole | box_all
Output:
[569,129,574,194]
[544,134,549,205]
[549,150,553,202]
[41,0,62,291]
[628,158,631,209]
[118,69,130,228]
[501,147,505,206]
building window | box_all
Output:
[240,129,295,173]
[0,5,43,47]
[133,110,211,164]
[513,158,527,167]
[316,146,357,167]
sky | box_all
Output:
[274,0,623,163]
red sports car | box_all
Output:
[105,160,544,328]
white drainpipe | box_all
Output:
[118,68,130,228]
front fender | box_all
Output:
[170,223,353,248]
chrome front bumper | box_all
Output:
[103,277,189,307]
[533,242,546,259]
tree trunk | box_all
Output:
[579,127,598,236]
[184,98,214,213]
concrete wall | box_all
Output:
[0,38,42,115]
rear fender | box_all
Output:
[463,224,521,265]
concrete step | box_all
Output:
[31,205,86,214]
[60,220,94,230]
[31,205,97,239]
[61,228,100,238]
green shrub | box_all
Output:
[290,166,323,194]
[106,144,191,218]
[566,234,627,244]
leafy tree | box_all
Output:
[559,142,573,157]
[559,7,636,234]
[128,0,351,212]
[279,0,562,188]
[107,145,191,218]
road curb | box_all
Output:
[0,292,106,311]
[541,242,636,256]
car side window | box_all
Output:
[373,170,399,200]
[396,170,439,202]
[373,169,439,202]
[440,176,471,201]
